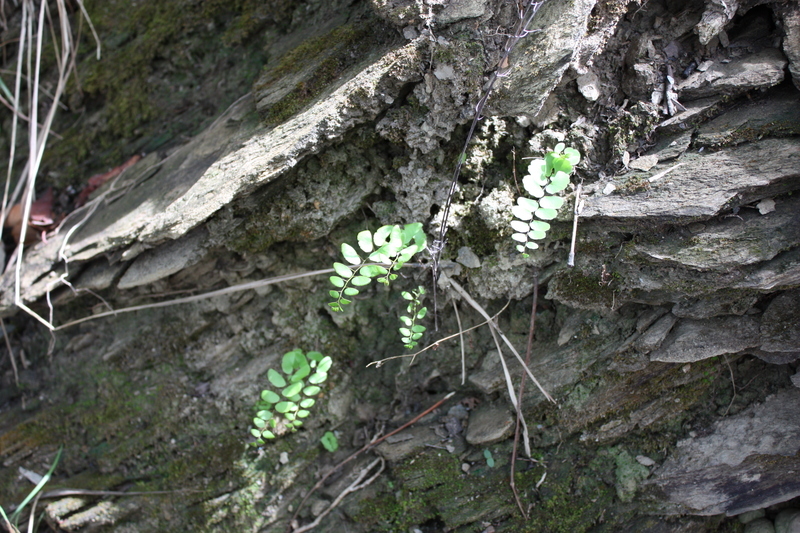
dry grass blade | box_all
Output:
[444,274,554,403]
[4,0,100,330]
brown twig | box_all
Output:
[510,272,538,519]
[289,391,455,530]
[0,318,19,386]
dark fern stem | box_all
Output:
[430,0,548,329]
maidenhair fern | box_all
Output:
[399,286,427,349]
[511,143,580,257]
[251,349,331,445]
[329,222,428,348]
[328,223,427,312]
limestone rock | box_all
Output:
[695,0,740,45]
[774,509,800,533]
[489,0,596,117]
[677,48,787,100]
[650,316,760,363]
[465,405,513,445]
[759,289,800,354]
[745,518,776,533]
[645,389,800,515]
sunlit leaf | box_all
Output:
[329,276,345,288]
[299,398,315,408]
[309,372,327,384]
[297,410,310,418]
[282,351,298,374]
[253,417,266,429]
[517,197,539,211]
[564,147,581,165]
[522,176,545,198]
[511,205,533,221]
[360,264,388,277]
[317,356,332,373]
[343,287,359,296]
[528,229,547,240]
[283,381,303,398]
[275,401,293,413]
[261,390,280,403]
[539,196,564,210]
[530,220,551,232]
[373,225,394,246]
[546,172,570,193]
[333,262,354,279]
[357,230,374,253]
[527,160,547,184]
[512,232,528,243]
[535,207,558,220]
[268,369,286,388]
[525,242,539,250]
[351,276,371,286]
[510,220,529,233]
[303,385,321,396]
[341,243,362,265]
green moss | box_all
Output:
[34,0,274,189]
[258,24,377,125]
[552,269,618,309]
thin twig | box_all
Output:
[366,301,510,368]
[292,457,385,533]
[452,299,466,385]
[0,318,18,386]
[567,183,582,268]
[444,275,554,403]
[510,272,539,518]
[430,0,548,330]
[54,269,336,331]
[723,354,737,416]
[289,392,455,529]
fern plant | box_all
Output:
[511,143,580,257]
[328,222,427,312]
[399,286,427,349]
[250,349,332,445]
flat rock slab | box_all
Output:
[676,48,787,99]
[582,137,800,223]
[465,405,513,446]
[0,42,422,315]
[633,194,800,271]
[650,315,760,363]
[645,388,800,516]
[695,84,800,147]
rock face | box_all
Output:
[1,0,799,532]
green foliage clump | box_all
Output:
[399,286,427,349]
[329,222,428,348]
[328,223,426,311]
[511,143,580,257]
[320,431,339,452]
[250,349,331,445]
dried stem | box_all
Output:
[510,272,539,518]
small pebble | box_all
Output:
[635,455,656,467]
[279,452,289,464]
